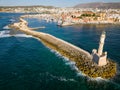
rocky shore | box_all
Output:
[9,18,117,79]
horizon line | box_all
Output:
[0,1,120,8]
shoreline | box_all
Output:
[61,22,120,26]
[9,17,117,79]
[21,14,120,26]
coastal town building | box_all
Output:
[4,6,119,25]
[91,31,107,66]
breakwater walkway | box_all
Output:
[9,18,116,79]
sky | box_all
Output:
[0,0,120,7]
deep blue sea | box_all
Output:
[0,13,120,90]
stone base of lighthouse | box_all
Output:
[92,49,107,66]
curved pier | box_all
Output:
[9,18,116,79]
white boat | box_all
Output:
[57,20,63,26]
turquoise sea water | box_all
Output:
[0,13,120,90]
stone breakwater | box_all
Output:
[9,18,117,79]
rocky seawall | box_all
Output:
[9,18,117,79]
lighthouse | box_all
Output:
[92,31,107,66]
[98,31,106,56]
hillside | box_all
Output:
[74,2,120,9]
[0,5,55,9]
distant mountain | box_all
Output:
[74,2,120,9]
[0,5,55,9]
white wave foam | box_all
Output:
[46,47,86,77]
[88,77,104,81]
[14,34,33,38]
[65,61,75,65]
[3,25,10,30]
[50,49,83,73]
[0,34,32,38]
[0,30,10,34]
[39,72,77,82]
[0,30,10,38]
[58,77,77,82]
[0,30,32,38]
[9,19,15,22]
[49,49,69,62]
[48,72,77,82]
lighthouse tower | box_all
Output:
[92,31,107,66]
